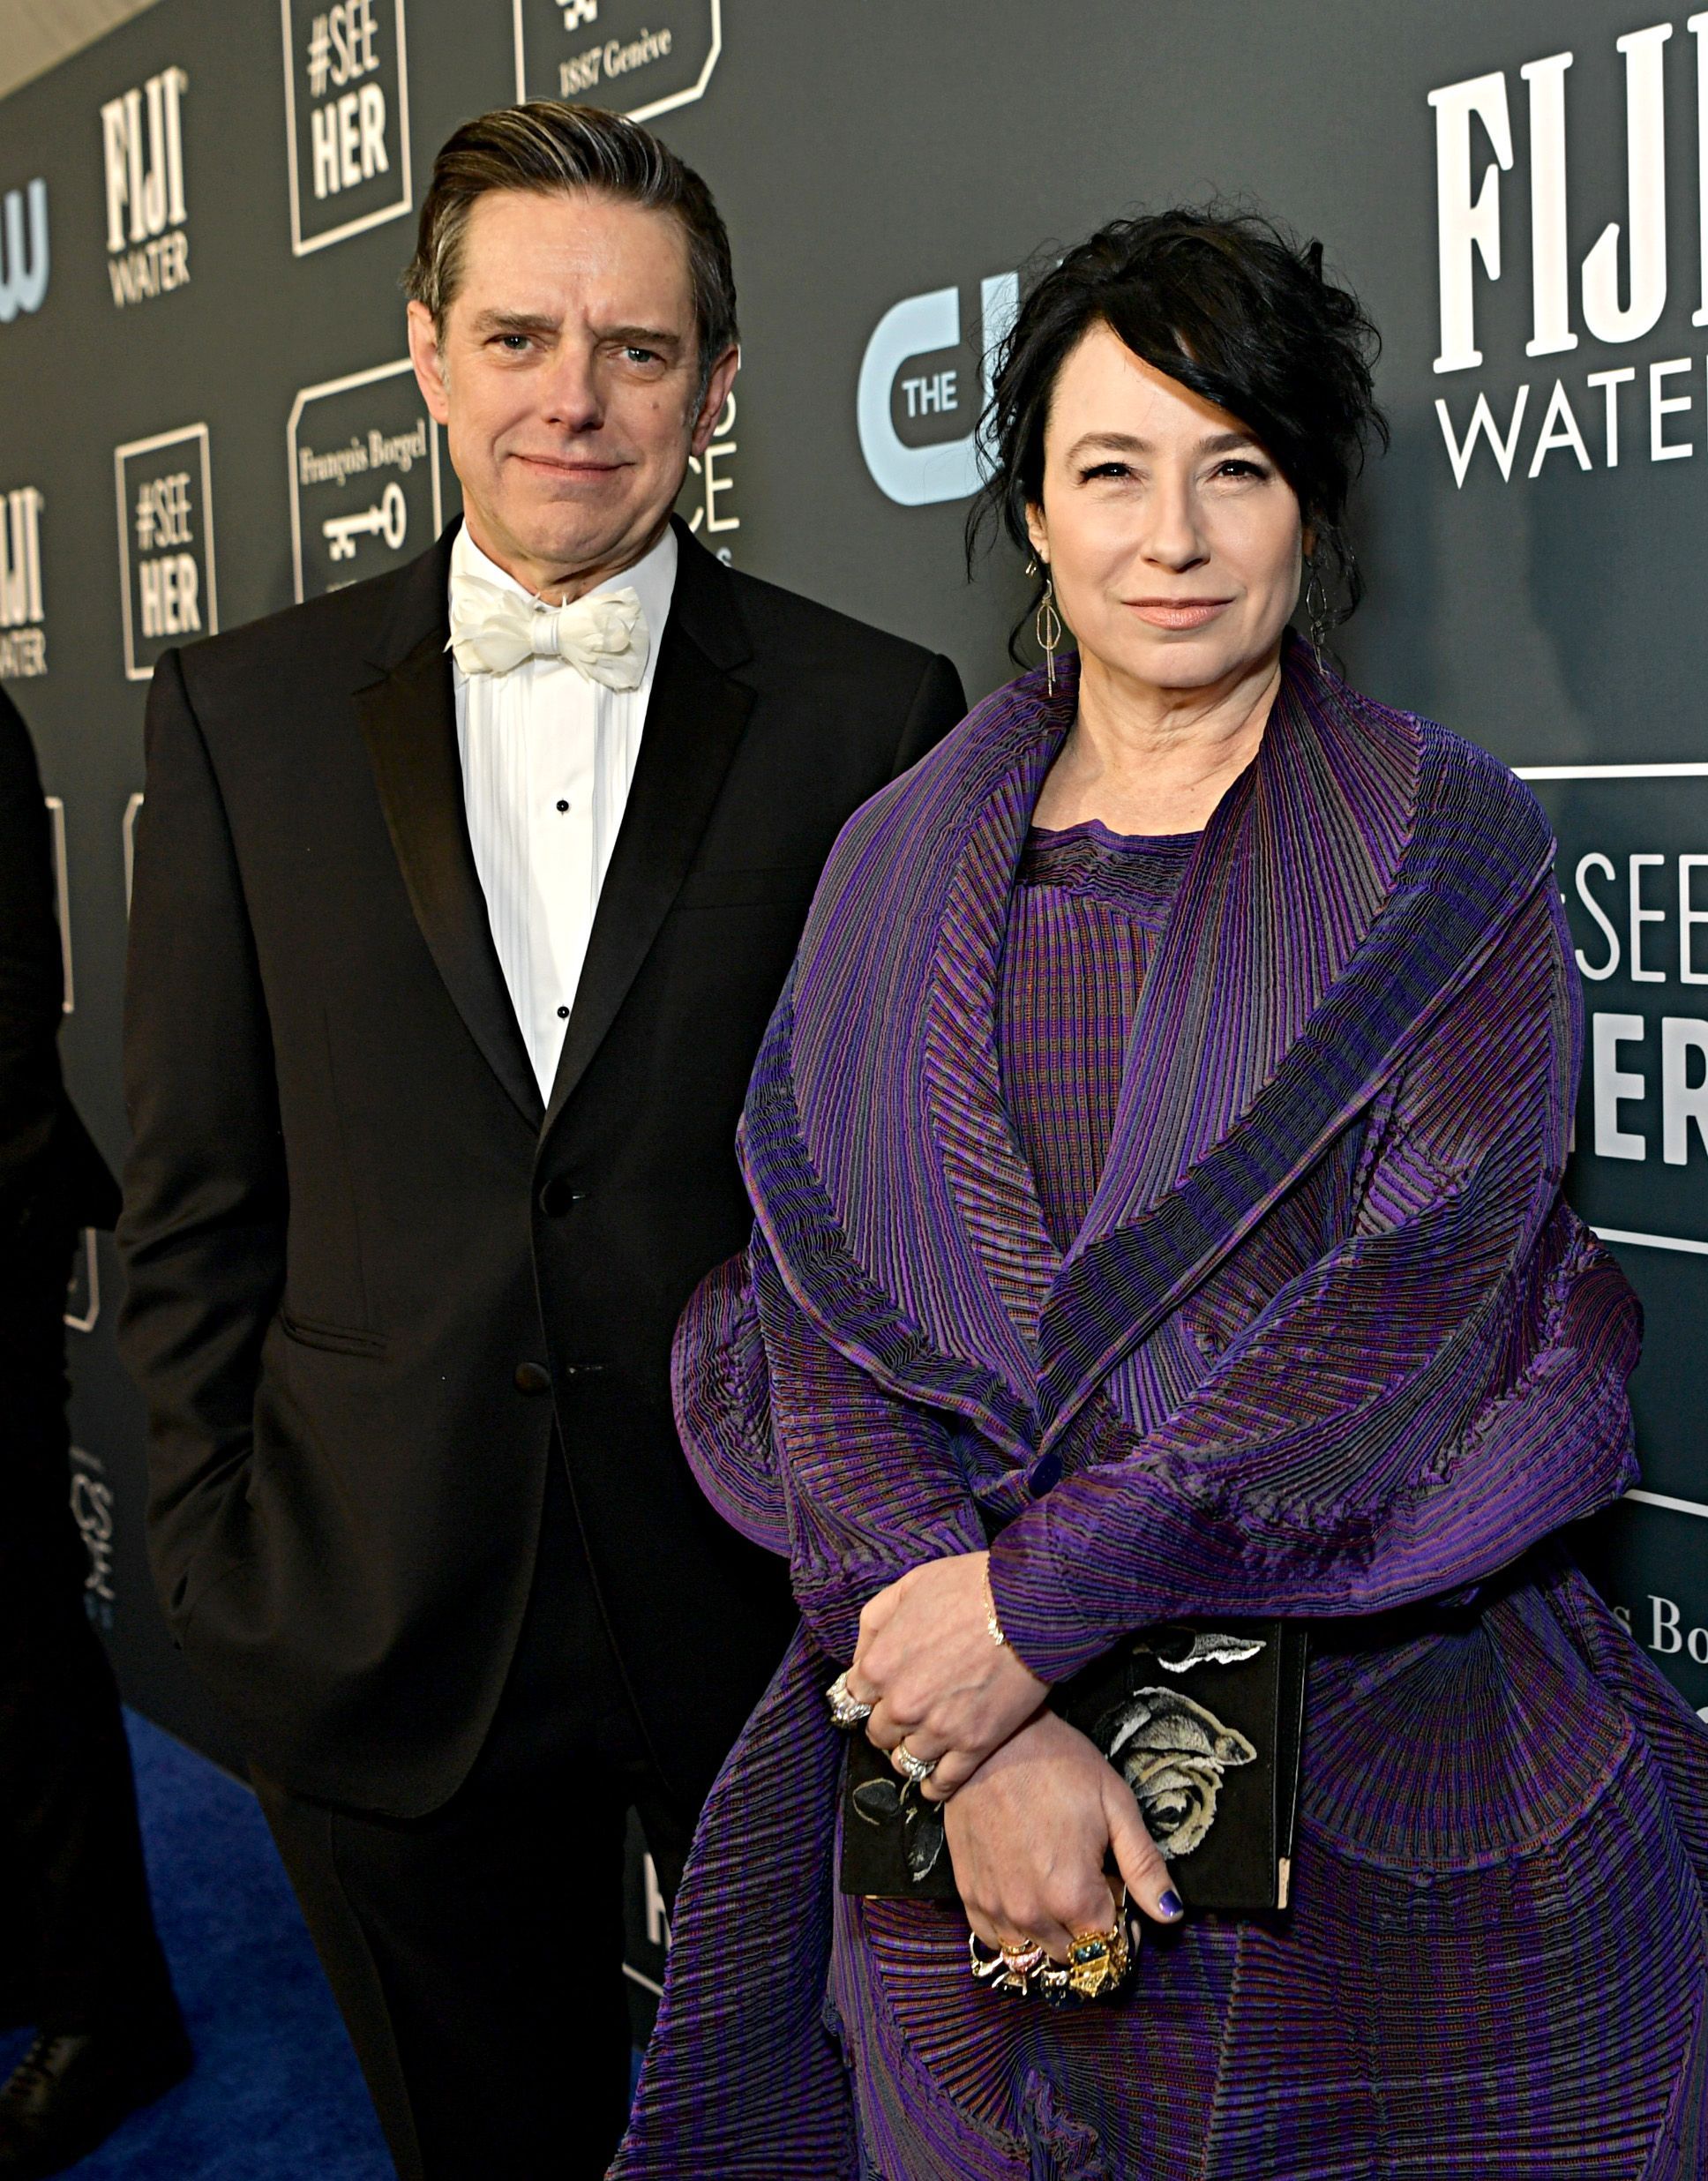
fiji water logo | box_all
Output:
[101,67,191,308]
[1429,18,1708,484]
[0,486,47,680]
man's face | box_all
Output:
[408,186,737,598]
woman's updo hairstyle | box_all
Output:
[970,207,1387,657]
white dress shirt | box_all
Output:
[451,521,678,1101]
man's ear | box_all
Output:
[690,345,740,457]
[408,301,451,427]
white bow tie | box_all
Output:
[447,570,649,690]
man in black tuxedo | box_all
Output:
[117,102,963,2179]
[0,688,190,2179]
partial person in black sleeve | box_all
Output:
[0,687,191,2180]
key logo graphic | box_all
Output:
[288,357,453,601]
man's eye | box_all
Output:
[624,346,662,365]
[494,334,532,353]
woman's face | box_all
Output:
[1026,325,1306,700]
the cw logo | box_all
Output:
[0,180,49,324]
[857,273,1017,506]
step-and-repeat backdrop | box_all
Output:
[5,0,1707,2029]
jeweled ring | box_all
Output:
[1035,1960,1075,2005]
[967,1886,1134,2005]
[825,1671,873,1729]
[969,1932,1043,1997]
[1066,1894,1133,2002]
[893,1740,937,1787]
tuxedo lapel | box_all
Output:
[542,523,755,1138]
[356,529,543,1132]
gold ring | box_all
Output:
[1066,1889,1133,2001]
[967,1885,1135,2005]
[967,1931,1044,1997]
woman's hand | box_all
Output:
[945,1711,1183,1960]
[849,1551,1048,1801]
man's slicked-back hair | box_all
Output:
[404,101,738,393]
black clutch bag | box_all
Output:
[838,1619,1307,1914]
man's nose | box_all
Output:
[539,348,604,433]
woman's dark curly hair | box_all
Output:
[969,208,1387,662]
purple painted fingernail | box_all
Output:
[1157,1890,1185,1920]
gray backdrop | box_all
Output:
[4,0,1707,2029]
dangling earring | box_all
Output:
[1030,561,1062,693]
[1302,556,1331,662]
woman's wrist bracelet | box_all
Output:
[982,1559,1008,1648]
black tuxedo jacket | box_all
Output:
[0,688,119,1241]
[117,519,964,1816]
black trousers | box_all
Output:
[255,1450,693,2181]
[0,1210,176,2035]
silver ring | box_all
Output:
[825,1671,873,1729]
[894,1740,937,1786]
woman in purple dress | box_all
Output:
[616,214,1708,2179]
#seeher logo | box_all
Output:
[114,424,218,681]
[281,0,413,256]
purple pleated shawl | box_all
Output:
[615,641,1708,2180]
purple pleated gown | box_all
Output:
[616,643,1708,2181]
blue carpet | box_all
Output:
[0,1711,393,2178]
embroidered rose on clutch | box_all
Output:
[1094,1687,1258,1859]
